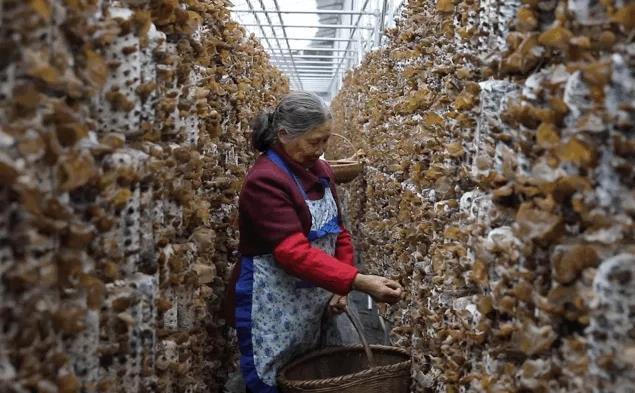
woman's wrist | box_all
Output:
[352,273,368,292]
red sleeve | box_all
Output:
[335,226,355,266]
[273,232,358,295]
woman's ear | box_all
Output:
[277,128,289,143]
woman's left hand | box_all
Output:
[328,294,348,315]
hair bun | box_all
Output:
[250,110,277,152]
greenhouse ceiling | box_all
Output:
[231,0,405,101]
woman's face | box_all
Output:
[279,121,332,167]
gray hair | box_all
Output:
[251,91,332,152]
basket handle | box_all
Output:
[345,308,376,368]
[330,133,358,160]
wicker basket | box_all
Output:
[325,133,364,184]
[277,345,410,393]
[277,310,411,393]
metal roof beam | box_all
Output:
[271,60,336,64]
[243,0,302,88]
[232,9,377,16]
[240,2,281,79]
[243,23,373,30]
[269,54,353,59]
[281,69,335,73]
[328,0,371,93]
[282,74,333,80]
[275,66,338,69]
[291,82,331,85]
[377,0,388,45]
[272,61,336,64]
[283,74,336,77]
[256,36,354,42]
[271,58,350,62]
[269,0,303,91]
[290,74,333,79]
[253,0,303,90]
[284,79,334,82]
[277,68,338,72]
[269,48,355,53]
[275,62,337,66]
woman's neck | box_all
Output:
[279,144,311,168]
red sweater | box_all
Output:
[237,145,358,294]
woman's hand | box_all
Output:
[352,274,403,304]
[327,294,348,315]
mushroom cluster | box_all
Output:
[331,0,634,392]
[0,1,287,392]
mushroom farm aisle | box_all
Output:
[329,0,635,392]
[1,0,634,393]
[0,1,287,392]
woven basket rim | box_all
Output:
[326,159,363,166]
[325,159,363,184]
[277,345,411,389]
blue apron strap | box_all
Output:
[266,150,308,200]
[307,216,341,241]
[266,149,342,239]
[298,216,342,289]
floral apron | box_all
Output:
[235,150,341,393]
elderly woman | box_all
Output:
[229,91,402,393]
